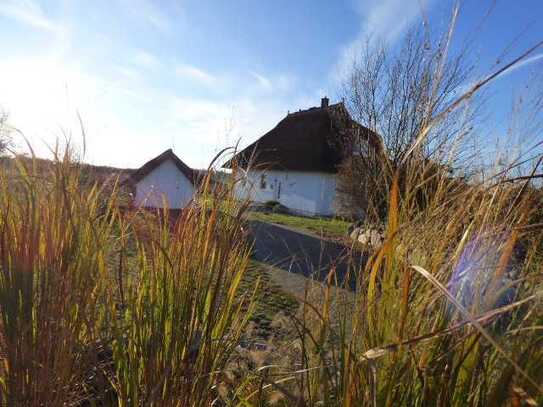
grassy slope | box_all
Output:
[264,262,356,325]
[239,262,299,340]
[248,211,350,238]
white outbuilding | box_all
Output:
[127,149,196,209]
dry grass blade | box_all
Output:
[411,265,543,396]
[402,39,543,166]
[359,293,540,360]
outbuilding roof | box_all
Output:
[223,99,379,173]
[127,149,196,185]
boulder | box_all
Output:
[349,226,362,240]
[347,220,364,236]
[349,225,383,248]
[358,229,383,247]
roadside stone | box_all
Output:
[349,226,362,240]
[349,225,383,248]
[347,220,364,236]
[357,229,383,247]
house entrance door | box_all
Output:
[274,180,282,200]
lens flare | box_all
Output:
[448,230,516,313]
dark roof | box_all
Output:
[127,149,196,185]
[223,101,379,173]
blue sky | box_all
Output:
[0,0,541,169]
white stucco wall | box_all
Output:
[235,170,337,216]
[133,159,195,209]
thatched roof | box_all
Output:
[127,149,196,185]
[223,100,379,173]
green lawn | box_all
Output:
[248,211,350,238]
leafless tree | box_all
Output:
[336,27,480,222]
[0,110,12,155]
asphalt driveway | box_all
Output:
[247,220,365,289]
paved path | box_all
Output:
[247,220,365,289]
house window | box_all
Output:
[260,174,267,189]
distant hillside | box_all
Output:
[0,155,229,187]
[0,155,133,185]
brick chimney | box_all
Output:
[321,96,329,108]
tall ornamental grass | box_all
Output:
[0,151,257,406]
[231,134,543,406]
[276,168,543,407]
[0,150,115,405]
[231,13,543,406]
[108,172,256,406]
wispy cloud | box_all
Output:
[248,71,295,94]
[0,0,62,33]
[171,97,230,122]
[144,12,170,34]
[275,74,295,93]
[249,71,273,90]
[454,53,543,97]
[132,49,160,69]
[175,64,216,86]
[114,66,142,82]
[357,0,430,43]
[334,0,433,81]
[122,0,172,34]
[0,2,317,169]
[498,53,543,78]
[168,96,295,166]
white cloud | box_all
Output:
[0,0,63,33]
[453,53,543,97]
[0,58,94,148]
[249,71,273,90]
[171,98,230,124]
[0,55,158,167]
[497,53,543,79]
[0,52,306,169]
[248,71,296,94]
[275,74,296,93]
[132,49,160,69]
[114,66,142,82]
[169,98,232,159]
[167,96,299,168]
[334,0,433,81]
[145,13,170,33]
[121,0,172,34]
[175,64,216,86]
[0,1,308,170]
